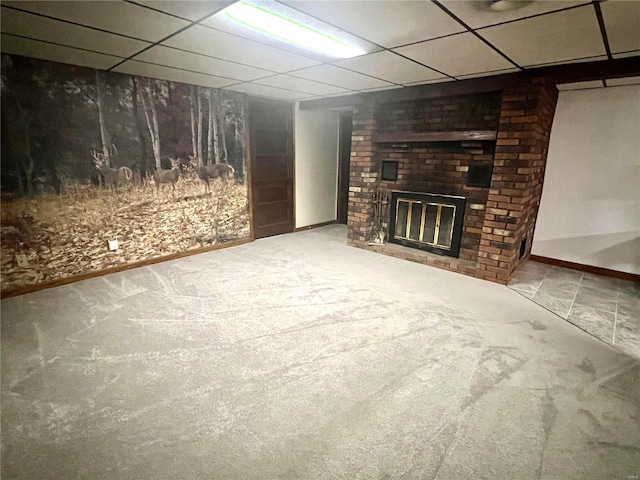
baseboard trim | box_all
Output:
[294,220,338,232]
[1,237,254,299]
[529,255,640,282]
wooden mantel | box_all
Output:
[373,130,497,143]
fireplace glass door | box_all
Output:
[389,192,465,258]
[394,200,456,250]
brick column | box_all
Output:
[347,104,379,245]
[475,78,558,284]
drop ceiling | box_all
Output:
[1,0,639,102]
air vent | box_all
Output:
[519,238,527,259]
[381,161,399,181]
[467,163,493,188]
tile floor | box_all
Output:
[509,261,640,358]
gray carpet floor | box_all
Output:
[2,225,639,480]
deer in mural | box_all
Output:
[188,155,235,194]
[152,157,181,198]
[92,150,132,193]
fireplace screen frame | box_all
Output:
[389,191,466,258]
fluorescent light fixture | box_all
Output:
[224,1,364,58]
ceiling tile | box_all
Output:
[556,80,604,91]
[0,33,122,69]
[112,60,235,89]
[225,82,309,101]
[606,76,640,87]
[334,51,448,85]
[202,4,378,61]
[2,1,189,42]
[290,64,394,90]
[282,1,465,48]
[523,55,607,69]
[612,50,640,59]
[478,6,605,67]
[402,78,453,87]
[600,0,640,54]
[359,85,402,93]
[304,91,358,101]
[134,1,232,21]
[455,67,520,79]
[135,45,272,81]
[440,1,590,29]
[393,32,514,78]
[0,7,150,57]
[254,75,350,96]
[163,25,320,73]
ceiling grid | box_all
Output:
[0,0,638,101]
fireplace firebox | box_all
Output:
[389,191,465,258]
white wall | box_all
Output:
[294,104,340,229]
[532,85,640,274]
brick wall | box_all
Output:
[376,92,502,132]
[475,78,559,283]
[347,80,558,284]
[350,92,501,262]
[348,104,378,243]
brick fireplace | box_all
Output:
[347,77,558,284]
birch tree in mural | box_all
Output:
[189,85,198,164]
[229,92,247,184]
[197,87,204,164]
[130,76,147,179]
[217,89,228,164]
[136,77,165,170]
[190,86,225,166]
[208,87,219,165]
[95,70,111,166]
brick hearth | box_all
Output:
[347,77,558,285]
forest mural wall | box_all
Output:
[0,54,250,294]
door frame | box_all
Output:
[337,110,353,225]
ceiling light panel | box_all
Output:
[225,82,311,100]
[163,25,320,72]
[290,64,394,91]
[440,0,590,29]
[2,1,189,42]
[203,0,375,60]
[600,0,640,55]
[135,45,272,81]
[0,7,151,58]
[335,51,448,85]
[254,75,351,95]
[134,1,233,21]
[282,1,465,48]
[478,6,605,67]
[393,32,514,78]
[112,60,235,89]
[0,33,122,70]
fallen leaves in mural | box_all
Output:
[1,177,249,292]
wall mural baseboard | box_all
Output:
[0,54,250,294]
